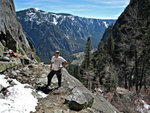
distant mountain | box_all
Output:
[16,8,116,63]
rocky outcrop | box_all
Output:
[111,87,138,113]
[65,88,94,111]
[0,0,34,58]
[104,87,150,113]
[0,62,18,73]
[2,60,120,113]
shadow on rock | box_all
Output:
[36,86,53,94]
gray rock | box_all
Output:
[62,69,120,113]
[65,88,94,111]
[0,84,4,91]
[22,67,29,71]
[53,110,63,113]
[116,87,129,95]
[20,72,30,77]
[0,42,4,56]
[0,62,18,73]
[0,57,10,62]
[0,93,5,99]
[28,64,34,68]
[16,70,20,73]
[11,71,17,76]
[0,0,34,59]
[7,79,16,86]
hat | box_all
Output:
[55,50,60,53]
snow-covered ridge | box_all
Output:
[103,21,109,28]
[0,74,47,113]
[34,8,40,11]
[18,8,115,27]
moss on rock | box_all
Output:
[0,59,21,72]
[0,42,4,56]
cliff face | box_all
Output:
[96,0,150,84]
[111,0,150,83]
[92,0,150,112]
[0,0,34,57]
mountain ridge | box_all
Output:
[18,8,117,20]
[17,8,116,63]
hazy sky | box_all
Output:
[14,0,130,19]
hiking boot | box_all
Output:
[45,85,51,89]
[56,86,63,90]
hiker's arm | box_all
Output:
[50,62,53,72]
[63,61,67,68]
[60,61,67,69]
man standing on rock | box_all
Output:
[46,51,67,89]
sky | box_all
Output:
[14,0,130,19]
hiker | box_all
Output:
[46,51,67,88]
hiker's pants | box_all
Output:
[47,70,62,87]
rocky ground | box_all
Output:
[103,87,150,113]
[0,57,120,113]
[0,57,150,113]
[1,56,149,113]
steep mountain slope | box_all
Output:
[92,0,150,112]
[16,8,116,63]
[107,0,150,86]
[0,0,34,58]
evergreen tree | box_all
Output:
[83,37,92,69]
[106,34,115,58]
[140,25,150,90]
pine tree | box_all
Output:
[140,25,150,91]
[83,37,92,69]
[106,34,115,58]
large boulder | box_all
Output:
[65,88,94,111]
[0,56,10,62]
[61,69,120,113]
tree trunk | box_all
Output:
[140,60,145,90]
[129,67,134,91]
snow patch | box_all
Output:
[0,75,38,113]
[35,8,40,11]
[103,21,108,28]
[36,20,44,25]
[0,75,9,87]
[36,90,47,98]
[136,99,150,113]
[52,17,58,25]
[52,14,61,19]
[68,16,75,21]
[25,12,38,21]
